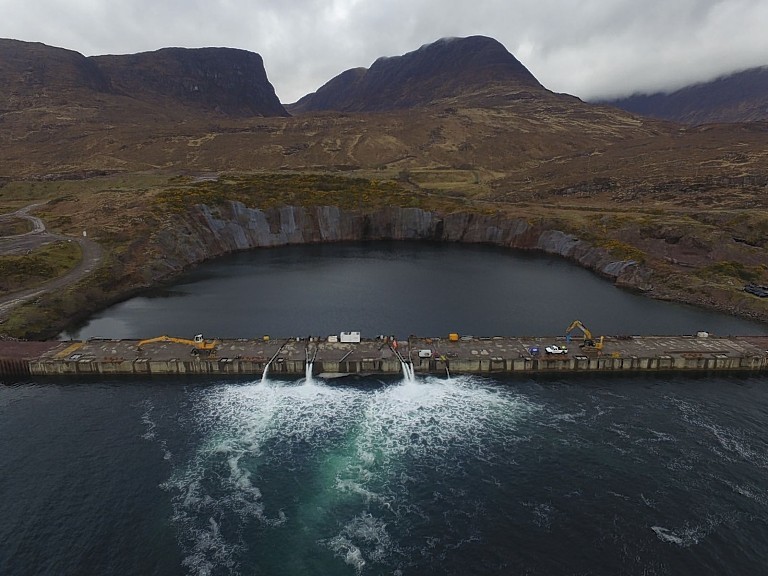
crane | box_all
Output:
[565,320,604,350]
[137,334,218,354]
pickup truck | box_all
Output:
[545,345,569,355]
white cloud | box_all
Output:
[1,0,766,102]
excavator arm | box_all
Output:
[137,334,218,350]
[137,335,178,348]
[565,321,603,350]
[565,320,592,340]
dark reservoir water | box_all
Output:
[64,242,768,340]
[4,242,768,575]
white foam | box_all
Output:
[722,479,768,506]
[322,512,392,571]
[651,523,710,547]
[161,376,538,573]
[652,526,684,546]
[177,511,241,576]
[635,428,677,444]
[139,399,156,440]
[640,493,657,508]
[325,535,366,573]
[522,501,553,529]
[673,397,767,468]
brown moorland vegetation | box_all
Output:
[0,37,766,337]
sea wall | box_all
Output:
[151,203,652,290]
[4,335,766,378]
[23,353,768,377]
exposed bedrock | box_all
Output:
[153,202,652,290]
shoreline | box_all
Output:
[3,202,767,340]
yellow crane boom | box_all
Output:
[137,334,218,351]
[565,320,604,350]
[566,320,592,340]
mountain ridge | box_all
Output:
[602,65,768,124]
[0,34,666,178]
[5,35,766,122]
[0,38,287,118]
[288,35,546,113]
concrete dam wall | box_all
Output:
[2,335,767,378]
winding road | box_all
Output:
[0,204,103,321]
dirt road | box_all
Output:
[0,204,104,321]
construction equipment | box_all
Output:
[565,320,604,350]
[137,334,218,355]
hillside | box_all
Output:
[602,66,768,125]
[0,36,767,337]
[0,39,287,157]
[0,36,670,179]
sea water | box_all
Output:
[3,374,768,575]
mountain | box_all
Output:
[0,39,288,118]
[2,34,762,201]
[92,47,288,117]
[2,35,664,178]
[602,66,768,125]
[2,37,768,335]
[288,36,545,113]
[0,39,112,111]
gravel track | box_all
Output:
[0,204,103,321]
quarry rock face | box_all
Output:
[153,202,650,291]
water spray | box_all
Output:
[261,340,290,384]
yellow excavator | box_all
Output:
[137,334,218,355]
[565,320,604,350]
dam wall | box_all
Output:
[1,335,767,379]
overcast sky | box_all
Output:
[2,0,767,103]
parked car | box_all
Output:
[545,345,569,355]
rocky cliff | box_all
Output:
[92,47,288,117]
[150,203,652,291]
[0,40,288,118]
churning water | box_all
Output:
[3,374,768,575]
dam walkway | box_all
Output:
[1,334,767,378]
